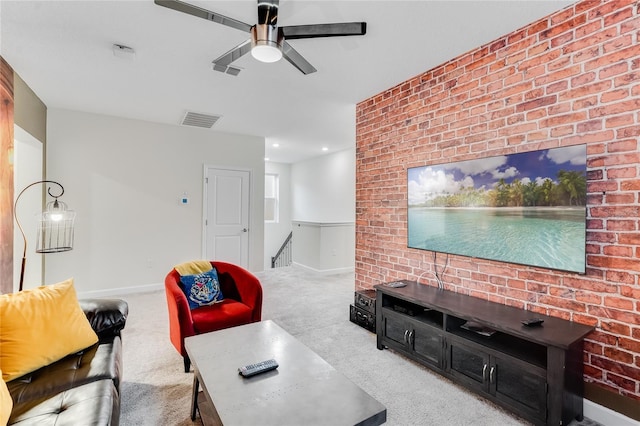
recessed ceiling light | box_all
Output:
[264,157,270,161]
[322,147,329,151]
[272,143,279,148]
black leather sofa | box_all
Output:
[6,298,128,426]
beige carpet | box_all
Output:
[119,266,599,426]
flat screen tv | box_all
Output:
[407,145,587,274]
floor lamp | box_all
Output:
[14,180,76,292]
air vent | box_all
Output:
[181,112,221,129]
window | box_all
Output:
[265,173,279,223]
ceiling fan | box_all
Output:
[155,0,367,76]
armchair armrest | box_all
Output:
[79,298,128,339]
[164,272,196,356]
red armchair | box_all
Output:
[165,261,263,372]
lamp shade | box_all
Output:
[14,180,76,292]
[36,199,75,253]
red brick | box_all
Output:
[620,15,640,34]
[589,1,631,21]
[572,96,599,110]
[583,365,604,380]
[562,130,614,144]
[563,80,611,100]
[621,180,640,191]
[609,273,636,285]
[605,114,635,128]
[355,0,640,400]
[575,20,602,39]
[550,7,577,26]
[605,193,636,204]
[541,14,587,40]
[586,230,617,243]
[584,46,638,71]
[576,291,602,304]
[619,338,640,354]
[589,255,640,271]
[599,62,629,80]
[601,88,629,104]
[587,330,620,346]
[604,372,638,393]
[604,296,635,311]
[538,295,586,313]
[607,219,636,231]
[573,46,602,64]
[591,307,640,326]
[574,314,599,327]
[602,152,640,167]
[603,7,634,27]
[617,126,640,139]
[603,347,634,364]
[614,71,640,88]
[586,219,603,230]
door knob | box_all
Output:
[242,228,248,232]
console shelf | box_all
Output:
[375,281,594,426]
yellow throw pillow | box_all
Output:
[174,260,213,276]
[0,278,99,382]
[0,370,12,425]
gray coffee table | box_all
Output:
[185,320,386,425]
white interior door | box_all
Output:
[203,167,250,268]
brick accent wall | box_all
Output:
[355,0,639,402]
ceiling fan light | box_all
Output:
[251,24,283,63]
[251,42,282,63]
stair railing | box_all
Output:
[271,231,293,268]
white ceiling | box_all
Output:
[1,0,573,163]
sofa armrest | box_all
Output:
[79,299,128,339]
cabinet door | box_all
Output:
[381,310,410,348]
[492,355,547,422]
[412,321,443,369]
[447,338,489,393]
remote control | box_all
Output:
[522,318,544,327]
[238,359,279,378]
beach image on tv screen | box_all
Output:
[407,144,587,273]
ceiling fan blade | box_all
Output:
[154,0,252,33]
[281,22,366,40]
[282,41,317,75]
[257,0,279,26]
[212,39,252,67]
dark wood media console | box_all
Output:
[375,281,594,426]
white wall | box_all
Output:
[292,221,355,274]
[13,126,43,290]
[45,109,265,295]
[290,149,356,272]
[291,148,355,222]
[264,161,292,269]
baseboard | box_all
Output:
[291,262,354,276]
[584,399,640,426]
[76,282,163,299]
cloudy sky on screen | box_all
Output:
[408,145,586,204]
